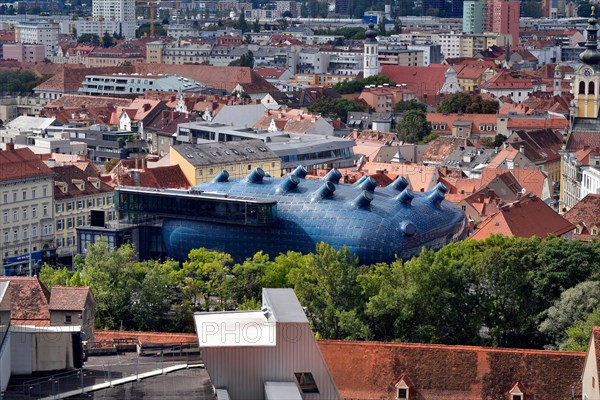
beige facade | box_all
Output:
[0,150,55,275]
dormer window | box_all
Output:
[509,381,526,400]
[394,376,412,400]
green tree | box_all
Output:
[437,92,474,113]
[539,281,600,349]
[253,18,260,32]
[287,243,370,340]
[578,1,593,17]
[229,51,254,67]
[377,17,386,36]
[493,134,508,148]
[333,74,396,94]
[183,248,234,311]
[397,109,431,143]
[232,251,273,302]
[77,237,138,330]
[39,265,80,289]
[308,97,371,122]
[132,259,183,331]
[466,95,499,114]
[237,10,248,33]
[103,158,119,173]
[522,1,543,17]
[394,98,427,113]
[77,33,100,46]
[102,31,113,47]
[564,305,600,351]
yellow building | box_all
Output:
[170,140,282,186]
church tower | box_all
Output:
[574,6,600,118]
[363,19,380,78]
[553,64,562,97]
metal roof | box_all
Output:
[263,288,309,324]
[264,382,303,400]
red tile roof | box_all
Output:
[427,113,497,136]
[319,340,584,400]
[53,164,114,201]
[0,146,54,181]
[380,65,448,99]
[0,277,50,325]
[471,194,574,240]
[49,286,91,311]
[563,194,600,240]
[94,330,197,345]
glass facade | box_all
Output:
[152,170,469,265]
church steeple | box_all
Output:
[580,6,600,65]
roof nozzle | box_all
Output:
[390,176,409,192]
[358,176,377,192]
[353,175,368,186]
[276,174,300,193]
[212,169,229,183]
[310,181,336,202]
[428,189,445,207]
[395,188,414,206]
[434,182,448,194]
[322,168,342,183]
[352,190,374,208]
[400,221,416,236]
[246,167,265,183]
[291,165,308,179]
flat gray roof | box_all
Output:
[263,288,309,324]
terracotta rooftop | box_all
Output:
[0,146,54,181]
[422,137,473,164]
[563,194,600,240]
[319,340,584,400]
[0,277,50,325]
[53,164,114,201]
[49,286,91,311]
[471,194,574,240]
[45,94,132,109]
[380,65,448,99]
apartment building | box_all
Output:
[462,0,486,34]
[0,144,55,276]
[14,22,59,59]
[52,165,114,262]
[92,0,136,39]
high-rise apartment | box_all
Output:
[14,22,59,59]
[486,0,520,45]
[463,0,487,34]
[92,0,136,39]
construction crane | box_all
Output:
[135,0,155,37]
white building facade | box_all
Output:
[15,22,59,59]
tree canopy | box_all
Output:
[307,97,372,122]
[397,109,431,143]
[333,75,396,94]
[437,93,499,114]
[41,235,600,349]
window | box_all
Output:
[12,210,17,222]
[294,373,319,394]
[67,218,74,229]
[12,193,16,202]
[77,200,84,210]
[56,203,63,213]
[580,81,586,94]
[43,205,48,217]
[23,227,28,239]
[57,219,64,231]
[22,191,26,201]
[593,228,598,235]
[591,81,596,95]
[64,315,72,324]
[32,226,37,237]
[22,208,27,220]
[248,164,252,171]
[398,388,408,399]
[32,188,36,199]
[13,230,17,241]
[32,207,37,218]
[67,202,73,211]
[2,212,7,224]
[512,395,522,400]
[2,193,7,203]
[3,232,8,243]
[43,187,47,197]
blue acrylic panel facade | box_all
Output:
[161,168,468,265]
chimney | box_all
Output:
[519,145,524,154]
[5,142,14,151]
[143,103,151,112]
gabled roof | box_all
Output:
[422,137,473,164]
[471,194,574,240]
[52,164,114,200]
[563,194,600,239]
[111,165,191,189]
[0,146,54,181]
[319,340,584,400]
[49,286,91,311]
[481,168,549,200]
[0,277,51,325]
[567,131,600,152]
[380,65,448,99]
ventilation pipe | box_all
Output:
[389,176,409,192]
[322,168,342,183]
[400,221,417,236]
[276,174,300,193]
[291,165,308,179]
[246,167,265,183]
[212,169,229,183]
[310,181,336,202]
[352,190,374,208]
[358,177,377,192]
[428,189,446,208]
[353,175,368,186]
[395,188,414,206]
